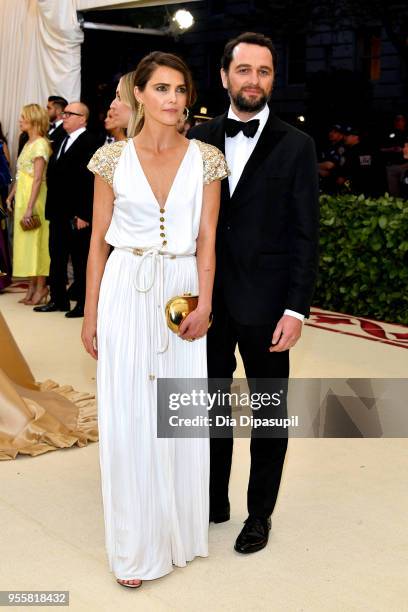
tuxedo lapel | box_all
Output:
[209,113,227,154]
[230,113,286,204]
[209,114,231,202]
[57,131,87,164]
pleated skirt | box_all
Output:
[96,248,209,580]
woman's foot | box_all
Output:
[25,287,49,305]
[18,286,35,303]
[116,578,142,588]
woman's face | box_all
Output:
[104,110,116,132]
[19,115,31,133]
[109,79,132,129]
[135,66,188,128]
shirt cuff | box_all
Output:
[284,309,304,322]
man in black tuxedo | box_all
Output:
[46,96,68,153]
[189,32,319,554]
[34,102,98,318]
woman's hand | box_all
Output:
[22,208,33,227]
[81,315,98,359]
[5,196,14,213]
[178,306,212,341]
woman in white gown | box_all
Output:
[82,52,228,588]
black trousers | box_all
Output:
[48,219,91,307]
[207,293,289,519]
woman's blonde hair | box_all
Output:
[21,104,49,137]
[118,71,138,137]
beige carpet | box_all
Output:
[0,291,407,611]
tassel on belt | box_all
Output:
[114,246,194,353]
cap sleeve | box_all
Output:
[193,140,230,185]
[87,140,127,187]
[31,138,51,163]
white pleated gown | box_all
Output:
[88,138,228,581]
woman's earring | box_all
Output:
[183,107,190,121]
[136,102,144,122]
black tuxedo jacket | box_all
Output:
[189,111,319,324]
[47,124,66,155]
[45,130,99,224]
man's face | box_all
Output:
[328,129,343,143]
[221,43,274,114]
[344,134,359,146]
[46,101,57,121]
[403,142,408,159]
[394,116,406,131]
[62,103,86,134]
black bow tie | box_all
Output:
[225,118,260,138]
[49,122,56,131]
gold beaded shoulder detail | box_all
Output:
[87,140,128,187]
[193,139,230,185]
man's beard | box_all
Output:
[230,87,270,113]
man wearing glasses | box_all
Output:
[34,102,98,318]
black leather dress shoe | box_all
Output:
[33,301,70,313]
[234,516,272,554]
[65,304,84,318]
[209,508,230,524]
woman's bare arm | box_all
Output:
[81,175,114,359]
[179,179,221,340]
[23,156,45,222]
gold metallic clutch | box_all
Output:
[165,293,213,334]
[19,214,41,231]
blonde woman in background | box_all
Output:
[6,104,51,304]
[109,71,138,136]
[104,110,126,142]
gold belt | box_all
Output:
[114,246,194,353]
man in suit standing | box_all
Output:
[46,96,68,153]
[34,102,98,318]
[189,32,319,554]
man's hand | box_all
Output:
[76,217,90,230]
[269,314,303,352]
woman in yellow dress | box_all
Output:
[6,104,51,305]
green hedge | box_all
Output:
[313,193,408,325]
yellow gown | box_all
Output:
[12,137,51,277]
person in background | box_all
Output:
[103,109,126,143]
[46,95,68,153]
[177,114,193,136]
[0,122,11,167]
[380,114,408,197]
[318,123,345,193]
[337,126,376,197]
[0,122,11,206]
[0,121,12,289]
[34,102,98,318]
[401,139,408,199]
[109,71,138,136]
[5,105,51,304]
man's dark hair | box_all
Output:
[48,95,68,110]
[221,32,277,73]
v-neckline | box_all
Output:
[130,138,192,210]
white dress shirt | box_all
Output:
[224,104,304,323]
[48,118,63,135]
[57,126,86,159]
